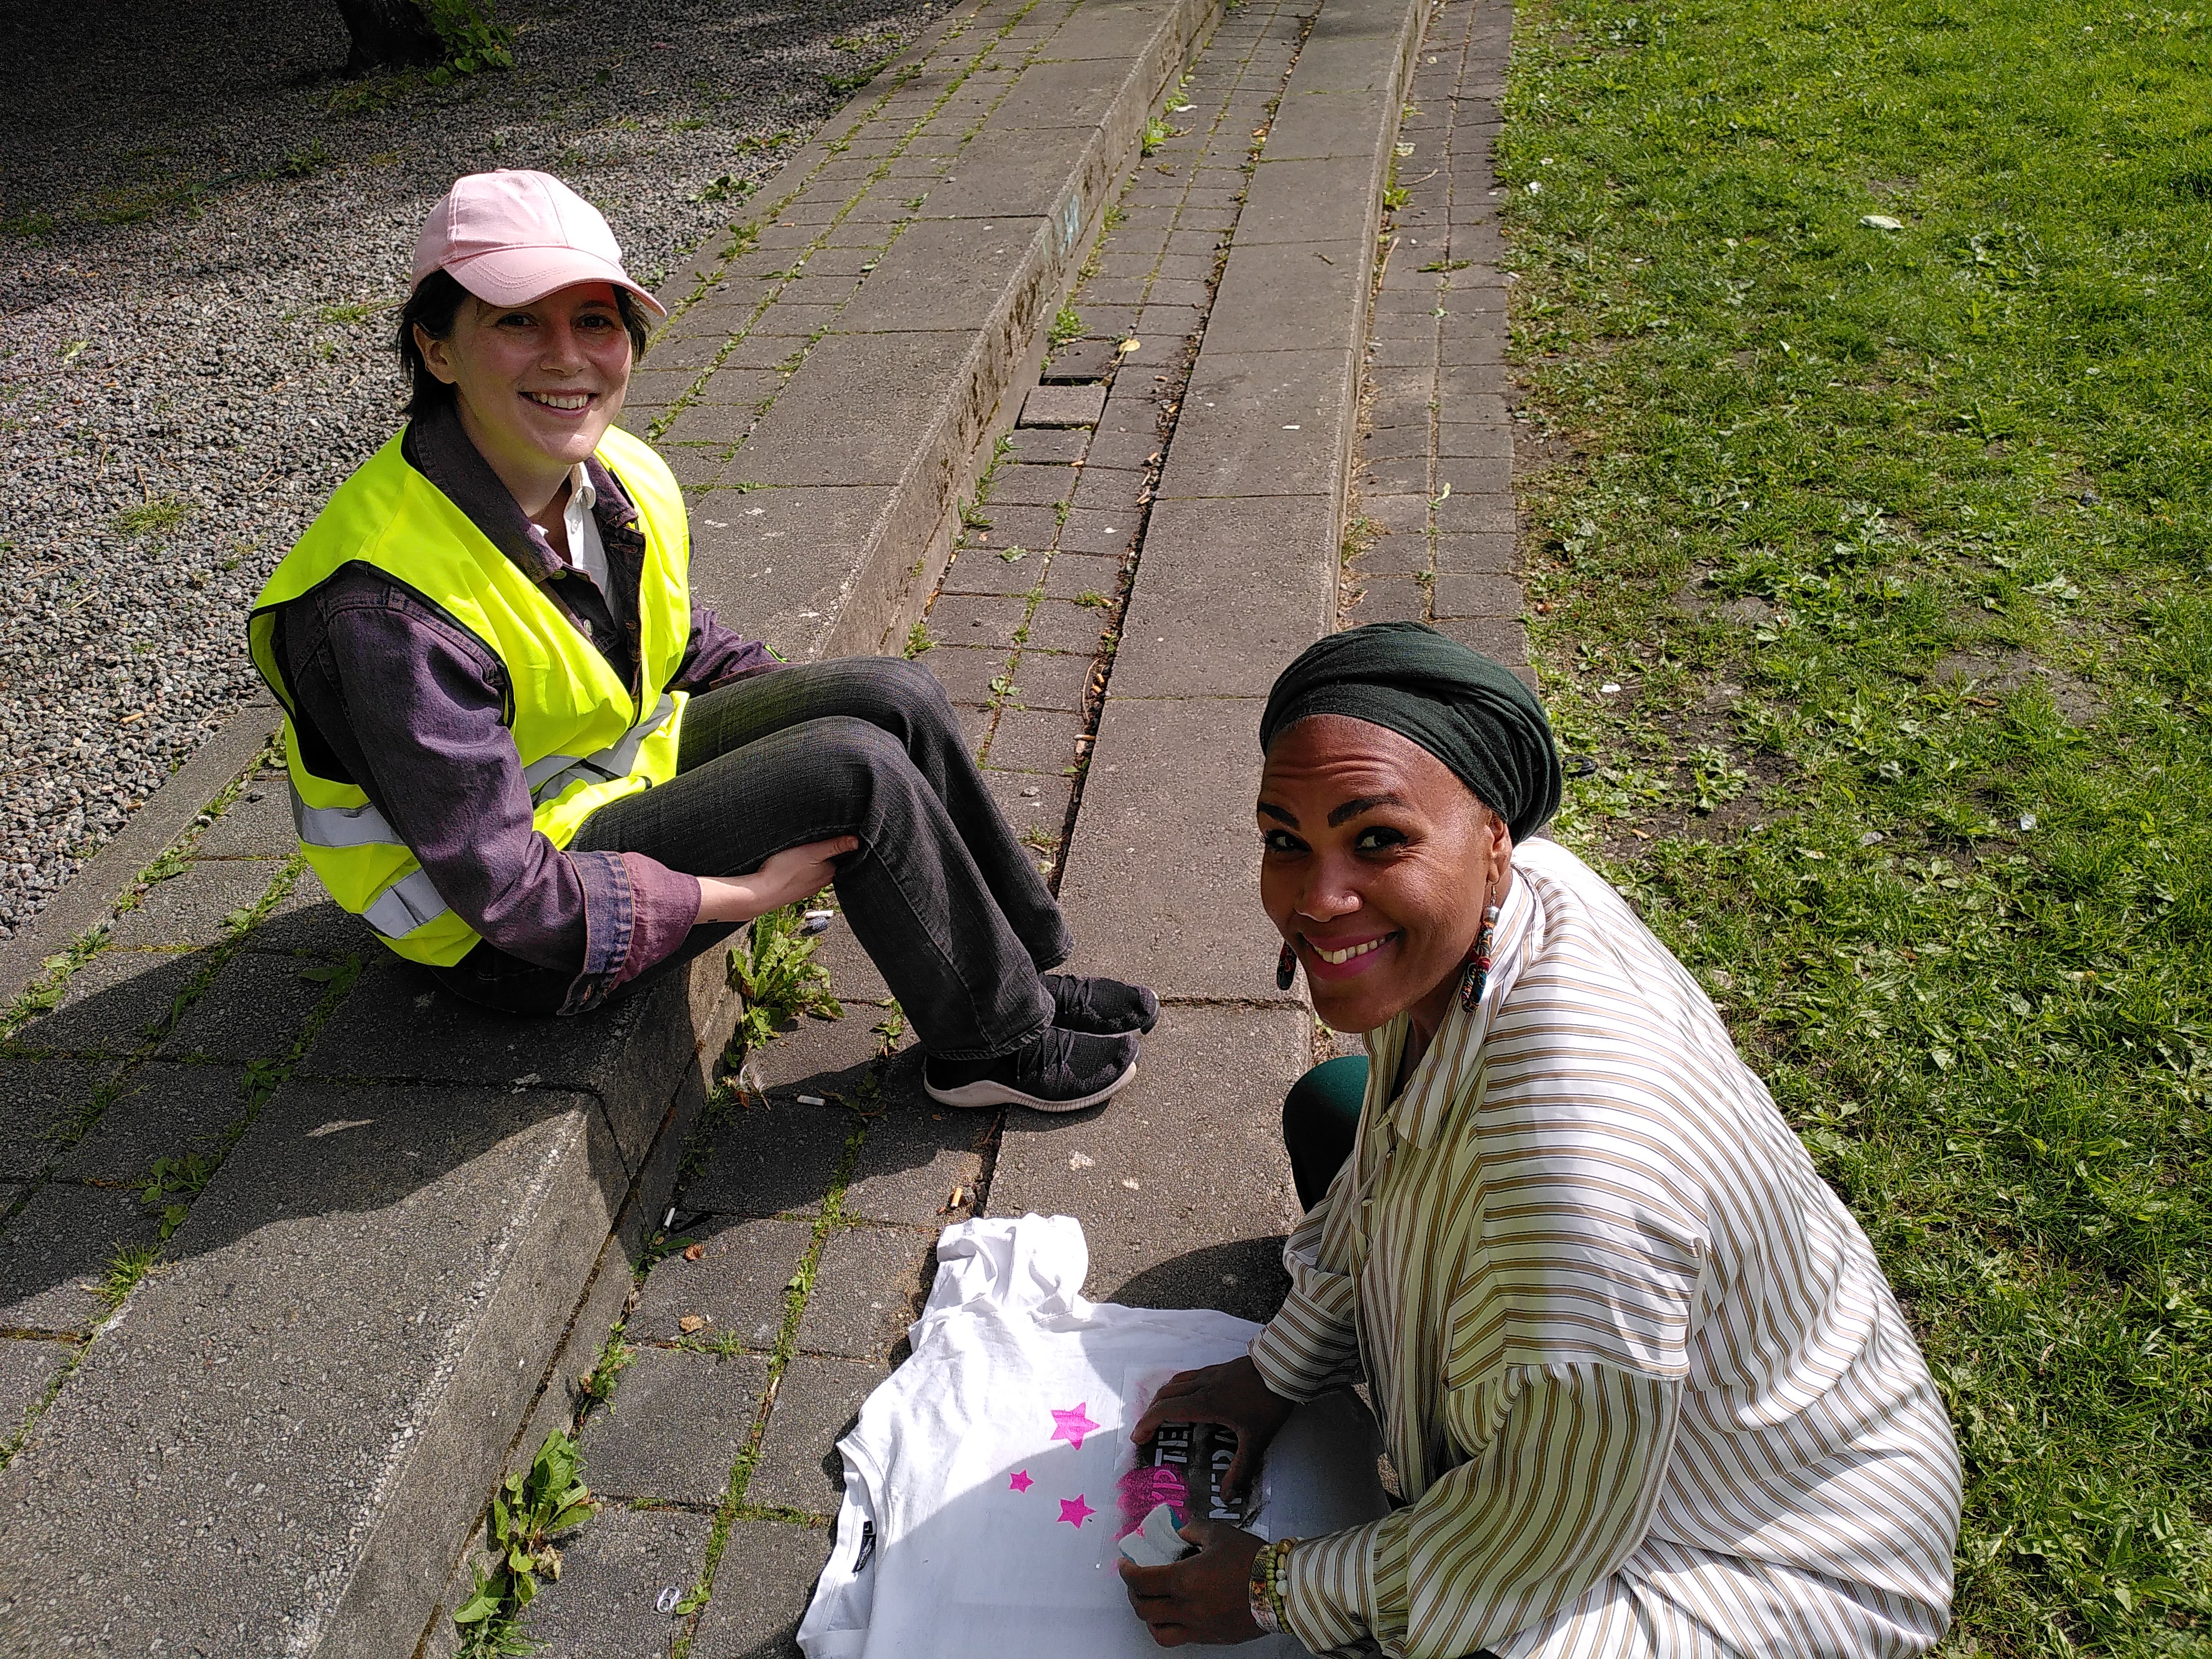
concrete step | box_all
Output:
[630,0,1221,667]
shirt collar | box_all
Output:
[1374,859,1540,1150]
[401,404,635,583]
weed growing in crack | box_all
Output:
[727,902,842,1058]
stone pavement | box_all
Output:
[1338,0,1525,669]
[0,0,1529,1651]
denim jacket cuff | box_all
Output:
[559,849,637,1016]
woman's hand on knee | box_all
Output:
[696,836,858,925]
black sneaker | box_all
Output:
[1045,972,1161,1035]
[922,1025,1140,1113]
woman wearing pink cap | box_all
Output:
[247,170,1151,1113]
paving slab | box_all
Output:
[1153,347,1359,500]
[577,1347,769,1506]
[1020,382,1110,427]
[987,462,1082,507]
[7,947,207,1057]
[1001,644,1097,711]
[0,1057,116,1182]
[156,946,332,1061]
[1434,571,1524,619]
[747,1353,888,1517]
[630,1217,816,1348]
[0,1179,157,1335]
[1054,695,1287,1004]
[793,1226,935,1361]
[54,1061,243,1183]
[1108,494,1338,698]
[982,770,1078,853]
[731,331,982,488]
[192,785,294,859]
[104,859,279,949]
[1434,530,1517,574]
[242,865,364,958]
[835,217,1052,333]
[988,1005,1305,1321]
[839,1065,987,1227]
[680,1092,857,1219]
[515,1504,716,1658]
[688,1519,832,1659]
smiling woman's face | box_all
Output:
[1258,713,1512,1037]
[416,280,630,495]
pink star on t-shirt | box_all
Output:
[1060,1494,1095,1528]
[1008,1470,1034,1493]
[1050,1402,1100,1450]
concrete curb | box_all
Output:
[0,700,278,1008]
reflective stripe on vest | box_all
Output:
[361,867,450,940]
[288,692,680,939]
[518,691,677,805]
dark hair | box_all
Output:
[393,268,653,420]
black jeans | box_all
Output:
[430,658,1070,1056]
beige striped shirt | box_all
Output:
[1250,839,1961,1659]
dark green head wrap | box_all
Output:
[1259,622,1563,843]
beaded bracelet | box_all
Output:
[1247,1537,1298,1635]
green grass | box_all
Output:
[111,497,192,541]
[1503,0,2212,1651]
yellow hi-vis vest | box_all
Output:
[247,424,691,967]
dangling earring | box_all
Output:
[1458,889,1500,1011]
[1276,941,1298,992]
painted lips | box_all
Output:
[1301,930,1400,979]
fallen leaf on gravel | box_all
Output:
[678,1314,707,1334]
[684,1243,705,1262]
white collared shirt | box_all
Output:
[561,462,612,599]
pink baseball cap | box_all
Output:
[412,169,668,319]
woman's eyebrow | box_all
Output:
[1327,793,1406,827]
[1257,801,1298,826]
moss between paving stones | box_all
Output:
[1504,0,2212,1646]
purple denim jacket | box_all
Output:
[268,402,782,1013]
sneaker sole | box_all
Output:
[924,1056,1139,1114]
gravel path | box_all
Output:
[0,0,936,942]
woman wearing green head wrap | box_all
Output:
[1121,623,1960,1659]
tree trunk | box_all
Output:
[335,0,442,74]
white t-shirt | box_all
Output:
[799,1215,1392,1659]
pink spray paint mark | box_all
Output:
[1114,1464,1189,1540]
[1050,1403,1100,1450]
[1008,1470,1034,1494]
[1060,1494,1095,1528]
